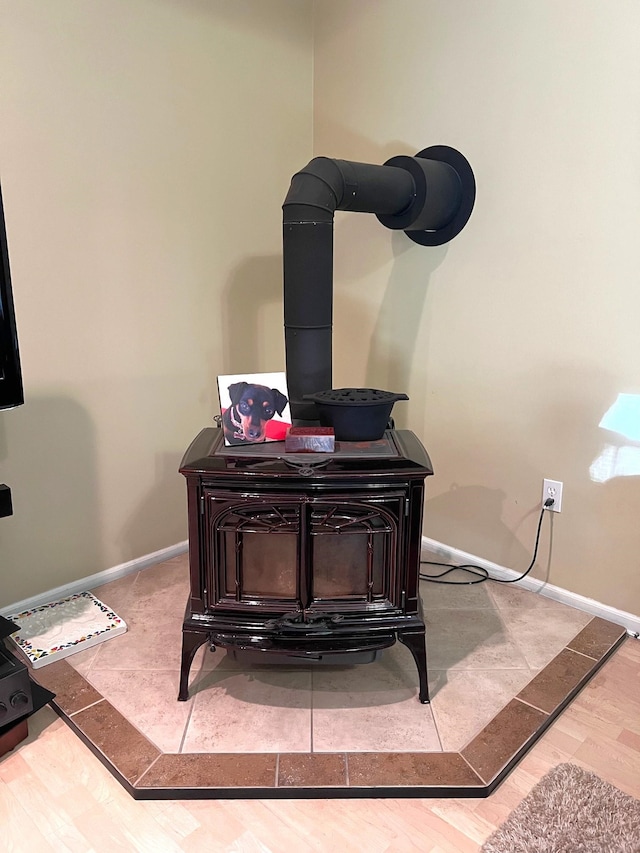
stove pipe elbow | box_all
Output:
[282,147,475,422]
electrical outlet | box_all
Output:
[542,478,563,512]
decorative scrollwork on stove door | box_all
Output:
[309,500,400,608]
[214,501,302,606]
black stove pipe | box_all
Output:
[282,147,475,423]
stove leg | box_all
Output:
[397,629,430,704]
[178,629,208,701]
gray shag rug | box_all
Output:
[481,763,640,853]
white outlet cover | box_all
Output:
[542,478,563,512]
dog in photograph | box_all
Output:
[222,382,288,444]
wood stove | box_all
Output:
[178,426,433,703]
[176,145,476,706]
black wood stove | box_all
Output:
[178,426,433,702]
[177,144,475,705]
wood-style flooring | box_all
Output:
[1,636,638,852]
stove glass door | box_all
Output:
[212,499,302,608]
[308,494,403,612]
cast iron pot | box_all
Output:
[303,388,409,441]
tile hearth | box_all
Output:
[32,552,626,799]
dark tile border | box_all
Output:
[35,616,627,799]
[278,753,348,787]
[516,647,596,715]
[70,699,161,784]
[348,751,482,787]
[461,698,548,784]
[34,659,103,714]
[566,616,627,659]
[137,752,278,789]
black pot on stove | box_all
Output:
[303,388,409,441]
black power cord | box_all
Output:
[420,497,555,586]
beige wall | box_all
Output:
[3,0,638,619]
[0,0,313,607]
[314,0,640,614]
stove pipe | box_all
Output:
[282,145,475,423]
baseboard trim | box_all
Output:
[1,541,189,618]
[5,535,637,638]
[421,536,640,637]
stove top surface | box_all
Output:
[180,428,433,478]
[213,431,400,461]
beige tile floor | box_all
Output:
[67,552,593,756]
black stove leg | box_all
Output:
[397,629,430,704]
[178,629,208,701]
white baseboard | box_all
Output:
[1,541,189,618]
[421,536,640,638]
[5,535,637,638]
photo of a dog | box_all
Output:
[217,372,290,446]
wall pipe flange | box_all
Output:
[377,145,476,246]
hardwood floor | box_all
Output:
[1,639,638,852]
